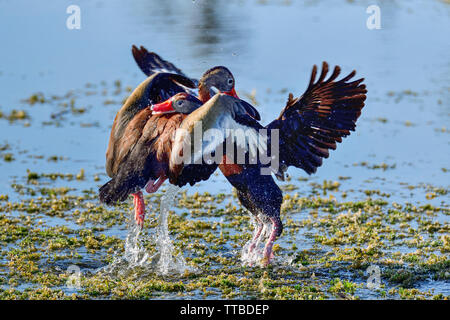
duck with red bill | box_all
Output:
[151,93,202,115]
[151,88,240,115]
[151,98,175,114]
[224,87,238,98]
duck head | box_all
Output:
[151,92,202,115]
[198,66,238,102]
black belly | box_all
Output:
[225,164,283,218]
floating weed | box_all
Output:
[0,109,29,122]
[0,168,448,299]
[328,278,360,296]
[353,162,396,171]
[22,93,46,105]
[3,153,14,162]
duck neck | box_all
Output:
[198,83,210,103]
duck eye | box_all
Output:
[177,100,183,106]
[227,78,233,85]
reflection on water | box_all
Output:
[190,0,229,57]
[127,0,249,60]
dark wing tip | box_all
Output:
[131,45,198,85]
[240,99,261,121]
[270,62,368,175]
[307,64,318,90]
[169,73,197,89]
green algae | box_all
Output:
[0,168,448,300]
[0,109,29,122]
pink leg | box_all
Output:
[145,175,167,193]
[262,217,282,266]
[248,217,264,256]
[132,191,146,227]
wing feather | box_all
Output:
[131,45,199,86]
[169,94,267,180]
[267,62,367,178]
[105,73,197,177]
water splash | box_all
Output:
[123,221,149,267]
[99,185,194,276]
[152,184,192,275]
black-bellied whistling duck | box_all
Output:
[131,45,260,120]
[99,93,216,226]
[142,57,367,266]
[100,46,252,226]
[131,46,262,193]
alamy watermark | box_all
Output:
[66,264,81,289]
[366,5,381,30]
[366,264,381,289]
[66,5,81,30]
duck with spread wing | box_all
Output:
[129,47,367,265]
[101,46,367,266]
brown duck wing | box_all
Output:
[170,163,218,188]
[131,45,199,87]
[153,114,219,187]
[106,107,153,178]
[105,73,196,177]
[99,113,185,205]
[124,113,184,183]
[266,62,367,177]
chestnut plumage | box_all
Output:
[99,93,214,206]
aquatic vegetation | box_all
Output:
[0,109,29,122]
[0,165,448,300]
[22,93,46,105]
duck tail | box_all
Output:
[98,178,132,205]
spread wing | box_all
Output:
[169,94,266,181]
[132,45,199,87]
[267,62,367,178]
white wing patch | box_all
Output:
[208,113,267,162]
[169,94,267,171]
[171,79,198,96]
[170,113,267,167]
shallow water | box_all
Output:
[0,0,448,300]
